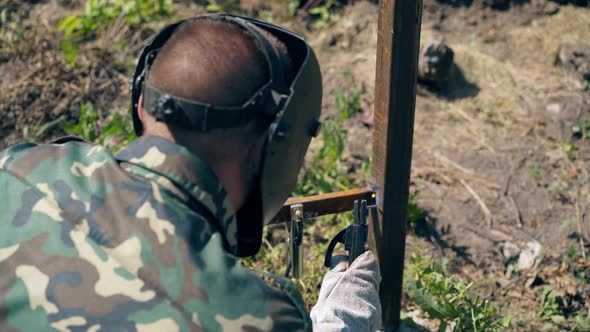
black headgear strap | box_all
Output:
[140,15,291,132]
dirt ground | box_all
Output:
[1,0,589,330]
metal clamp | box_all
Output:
[288,204,304,279]
[324,199,368,268]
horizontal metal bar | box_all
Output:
[268,187,375,224]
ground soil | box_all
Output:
[1,0,589,330]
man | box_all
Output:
[0,15,381,331]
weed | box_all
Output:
[62,102,136,151]
[563,142,578,160]
[572,121,590,140]
[57,0,174,66]
[404,253,510,332]
[547,180,568,202]
[573,310,590,332]
[258,10,273,23]
[564,245,589,285]
[407,191,425,232]
[538,286,566,329]
[205,0,241,13]
[529,163,541,182]
[335,71,364,120]
[309,0,337,29]
[0,9,25,55]
[21,116,66,142]
[288,0,300,17]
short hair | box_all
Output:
[144,18,293,161]
[147,17,293,106]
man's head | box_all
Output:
[132,14,322,256]
[137,18,292,210]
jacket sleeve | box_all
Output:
[252,270,312,332]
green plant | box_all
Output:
[563,142,577,160]
[295,117,351,196]
[309,0,336,29]
[288,0,300,17]
[547,180,567,201]
[573,310,590,332]
[0,9,24,51]
[62,102,136,151]
[57,0,174,66]
[563,245,589,285]
[334,71,363,120]
[538,286,566,329]
[529,163,541,182]
[408,191,425,232]
[205,0,241,13]
[404,253,510,332]
[572,121,590,140]
[21,116,66,142]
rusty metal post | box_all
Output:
[371,0,423,330]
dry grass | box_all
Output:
[0,1,133,147]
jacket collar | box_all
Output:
[116,135,238,254]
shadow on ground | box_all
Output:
[439,64,480,100]
[413,212,476,266]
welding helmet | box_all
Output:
[131,14,322,256]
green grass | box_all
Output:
[529,163,541,182]
[205,0,241,13]
[295,71,365,196]
[572,121,590,140]
[62,102,136,151]
[308,0,337,29]
[405,253,510,332]
[57,0,174,66]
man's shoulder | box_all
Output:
[0,137,113,176]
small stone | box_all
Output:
[556,43,590,81]
[517,241,542,270]
[546,103,561,115]
[501,242,520,260]
[544,2,560,15]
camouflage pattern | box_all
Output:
[0,135,310,331]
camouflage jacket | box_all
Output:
[0,135,311,332]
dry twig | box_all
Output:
[575,198,587,261]
[508,195,524,228]
[460,179,493,228]
[434,152,475,176]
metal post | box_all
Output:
[288,204,304,278]
[371,0,423,330]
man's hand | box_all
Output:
[310,250,382,332]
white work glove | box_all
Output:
[310,250,382,332]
